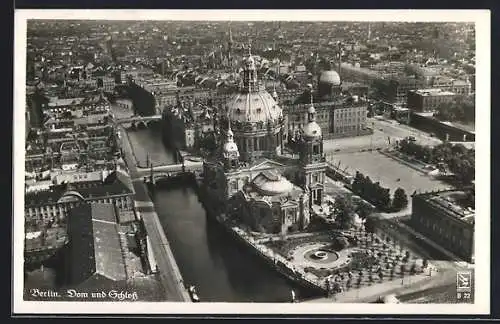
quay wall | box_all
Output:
[195,181,326,296]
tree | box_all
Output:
[364,216,376,233]
[334,196,355,230]
[435,102,454,121]
[379,188,392,210]
[392,188,409,211]
[410,263,417,275]
[333,236,349,250]
[458,159,475,184]
[346,279,352,290]
[356,203,372,220]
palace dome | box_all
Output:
[319,70,341,86]
[226,91,283,124]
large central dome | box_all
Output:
[223,46,285,162]
[226,91,282,124]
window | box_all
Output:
[313,174,319,183]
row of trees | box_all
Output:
[434,96,475,123]
[398,140,475,184]
[333,192,406,232]
[351,172,408,212]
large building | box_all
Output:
[66,203,128,289]
[407,88,456,113]
[285,70,370,141]
[410,188,475,262]
[201,47,327,235]
[429,76,472,96]
[372,75,426,104]
[24,170,135,228]
[162,102,216,152]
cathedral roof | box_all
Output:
[226,91,283,124]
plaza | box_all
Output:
[327,151,450,212]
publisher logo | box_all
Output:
[456,271,472,292]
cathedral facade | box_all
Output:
[201,47,327,236]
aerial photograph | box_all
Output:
[21,17,478,306]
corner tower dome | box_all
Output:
[222,125,240,158]
[302,93,322,139]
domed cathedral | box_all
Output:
[224,44,286,162]
[296,93,327,207]
[201,122,311,235]
[200,43,333,237]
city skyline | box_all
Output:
[13,9,490,316]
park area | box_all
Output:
[327,151,450,208]
[262,228,433,297]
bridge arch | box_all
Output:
[137,121,147,129]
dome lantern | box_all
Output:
[242,42,258,93]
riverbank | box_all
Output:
[194,178,325,296]
[117,125,191,302]
[195,174,438,303]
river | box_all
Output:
[127,127,307,302]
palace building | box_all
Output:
[285,69,370,141]
[24,170,135,228]
[201,47,327,235]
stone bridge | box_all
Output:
[135,161,204,182]
[115,115,162,128]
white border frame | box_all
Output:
[13,9,491,315]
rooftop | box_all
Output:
[410,88,456,96]
[25,170,134,207]
[418,189,475,224]
[68,203,127,282]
